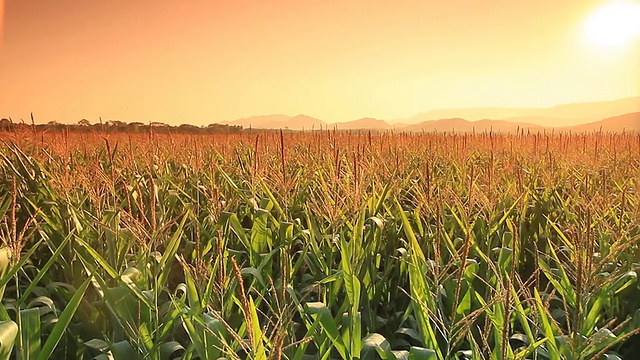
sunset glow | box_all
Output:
[0,0,639,125]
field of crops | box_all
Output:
[0,129,639,359]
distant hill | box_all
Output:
[8,107,637,134]
[221,114,326,130]
[333,118,394,130]
[286,115,327,130]
[498,116,573,128]
[396,97,640,126]
[220,114,289,128]
[398,109,538,125]
[402,118,545,133]
[216,112,638,133]
[565,112,640,133]
[546,98,639,124]
[213,97,640,132]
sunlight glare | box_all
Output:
[583,1,640,48]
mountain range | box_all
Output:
[218,97,640,132]
[218,114,325,130]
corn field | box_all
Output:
[0,129,639,359]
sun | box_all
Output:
[583,1,640,48]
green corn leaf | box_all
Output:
[509,282,535,347]
[361,333,394,360]
[159,341,184,360]
[179,312,207,360]
[37,276,92,360]
[220,212,250,250]
[250,209,270,266]
[74,237,119,279]
[18,308,40,360]
[111,340,138,360]
[611,271,637,294]
[120,270,154,310]
[182,266,201,310]
[533,288,560,360]
[408,347,438,360]
[582,296,604,337]
[396,201,443,360]
[0,320,18,360]
[261,180,285,218]
[305,302,347,360]
[17,236,71,307]
[248,297,267,360]
[0,241,43,302]
[157,213,188,290]
[538,248,576,308]
[513,337,548,360]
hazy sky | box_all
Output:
[1,0,639,125]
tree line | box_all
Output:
[0,118,243,134]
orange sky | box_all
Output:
[0,0,4,49]
[0,0,639,125]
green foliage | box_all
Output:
[0,131,639,359]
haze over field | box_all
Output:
[218,97,640,131]
[0,0,639,127]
